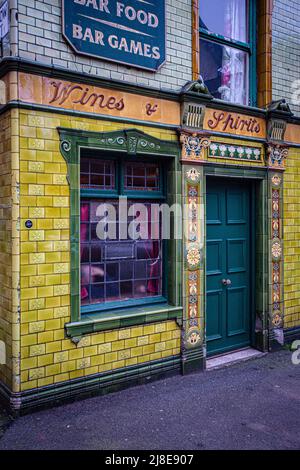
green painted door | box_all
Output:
[206,178,251,356]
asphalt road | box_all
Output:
[0,349,299,450]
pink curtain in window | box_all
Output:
[80,204,89,300]
[145,204,160,295]
[147,241,160,294]
[219,0,246,104]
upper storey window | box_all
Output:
[199,0,256,106]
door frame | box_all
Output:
[203,166,269,358]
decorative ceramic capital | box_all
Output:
[180,132,211,161]
[266,144,289,169]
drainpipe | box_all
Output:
[9,0,18,57]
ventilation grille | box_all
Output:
[183,103,204,129]
[269,120,286,141]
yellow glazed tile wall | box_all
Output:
[0,106,19,393]
[283,147,300,328]
[19,110,180,391]
[0,111,13,388]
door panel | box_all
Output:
[206,290,223,341]
[207,240,222,275]
[226,189,247,224]
[227,239,247,273]
[206,192,222,224]
[227,286,247,336]
[206,178,251,356]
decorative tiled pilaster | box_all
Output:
[265,143,288,345]
[181,165,205,373]
[269,172,284,337]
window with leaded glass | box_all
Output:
[80,155,165,310]
[199,0,256,106]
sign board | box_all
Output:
[62,0,166,71]
[18,73,181,126]
[0,1,8,39]
[203,109,266,139]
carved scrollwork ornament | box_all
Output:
[61,140,71,153]
[267,144,289,169]
[181,132,211,160]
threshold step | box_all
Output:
[206,348,266,371]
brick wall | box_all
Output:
[272,0,300,116]
[16,0,192,91]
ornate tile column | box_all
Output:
[181,135,209,374]
[265,100,293,348]
[266,145,287,348]
[178,82,212,373]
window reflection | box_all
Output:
[80,200,163,304]
[200,0,247,42]
[200,38,248,105]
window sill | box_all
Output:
[65,303,183,339]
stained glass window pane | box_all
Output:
[80,158,115,190]
[80,199,163,305]
[124,163,160,191]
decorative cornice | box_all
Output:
[266,100,294,143]
[0,57,280,120]
[206,99,267,119]
[267,99,293,115]
[0,100,178,131]
[58,127,180,163]
[3,58,300,138]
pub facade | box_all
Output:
[0,0,300,412]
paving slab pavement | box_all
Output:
[0,349,299,450]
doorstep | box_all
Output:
[206,348,267,371]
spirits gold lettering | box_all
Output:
[207,111,225,129]
[207,111,261,134]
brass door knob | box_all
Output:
[222,279,232,286]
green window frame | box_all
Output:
[80,154,168,314]
[58,128,183,338]
[199,0,257,106]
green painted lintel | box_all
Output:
[203,165,267,179]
